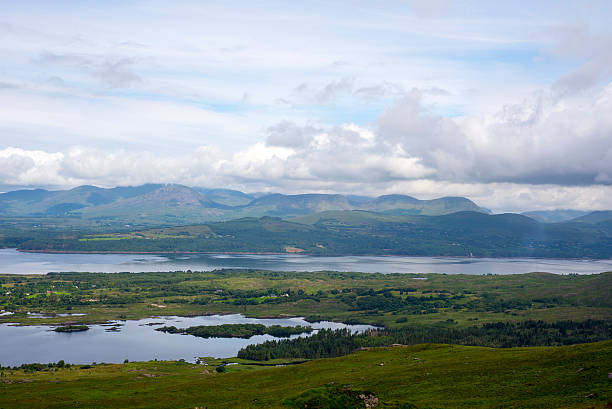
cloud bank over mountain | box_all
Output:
[0,1,611,212]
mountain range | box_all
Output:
[0,184,489,225]
[0,184,612,233]
[1,183,612,258]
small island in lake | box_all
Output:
[156,323,313,339]
[54,325,89,333]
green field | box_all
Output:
[0,342,610,408]
[1,269,611,408]
[1,270,610,328]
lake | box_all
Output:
[0,314,374,366]
[0,248,611,275]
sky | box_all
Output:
[1,0,611,212]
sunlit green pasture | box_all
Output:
[0,342,609,408]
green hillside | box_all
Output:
[571,211,612,224]
[13,210,612,258]
[291,209,406,224]
[0,342,610,408]
[522,209,590,223]
[363,195,486,215]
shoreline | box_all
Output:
[11,248,606,261]
[0,311,316,328]
[18,249,293,255]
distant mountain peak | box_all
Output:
[0,184,488,223]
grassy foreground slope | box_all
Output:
[0,342,610,408]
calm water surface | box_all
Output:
[0,248,611,275]
[1,250,610,366]
[0,314,374,366]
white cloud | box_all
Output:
[1,77,612,212]
[0,148,65,186]
[9,74,612,212]
[0,1,611,212]
[2,142,612,213]
[375,83,612,186]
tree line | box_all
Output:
[237,320,612,361]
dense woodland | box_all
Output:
[237,320,612,361]
[156,323,312,338]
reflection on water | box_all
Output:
[0,248,610,275]
[25,312,86,318]
[0,314,374,366]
